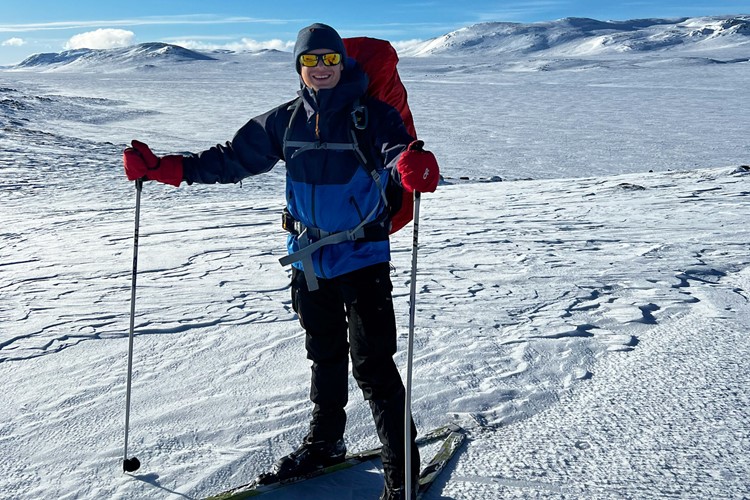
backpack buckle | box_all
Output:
[351,103,368,130]
[282,209,300,235]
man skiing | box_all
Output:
[123,23,439,499]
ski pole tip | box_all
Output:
[123,457,141,473]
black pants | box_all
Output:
[291,262,419,484]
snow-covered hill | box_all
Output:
[8,15,750,74]
[400,15,750,57]
[15,42,216,72]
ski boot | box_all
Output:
[271,437,347,481]
[380,474,419,500]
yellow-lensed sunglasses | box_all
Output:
[299,52,342,67]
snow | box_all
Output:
[399,16,750,57]
[1,15,750,499]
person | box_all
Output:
[123,23,439,500]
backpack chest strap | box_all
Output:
[285,140,357,160]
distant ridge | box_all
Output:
[16,42,215,70]
[10,15,750,72]
[400,15,750,56]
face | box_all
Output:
[300,48,343,91]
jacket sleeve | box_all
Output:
[366,100,416,189]
[181,102,291,185]
[376,103,415,170]
[361,99,416,218]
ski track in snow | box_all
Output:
[1,51,750,499]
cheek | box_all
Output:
[330,67,343,85]
[300,68,314,87]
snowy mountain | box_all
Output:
[9,15,750,74]
[400,15,750,57]
[15,42,216,71]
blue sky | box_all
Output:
[1,0,749,65]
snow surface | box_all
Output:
[1,15,749,500]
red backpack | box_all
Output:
[343,37,415,233]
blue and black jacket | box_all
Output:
[181,61,414,283]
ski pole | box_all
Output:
[404,190,421,500]
[123,178,143,473]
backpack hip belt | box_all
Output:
[280,209,389,291]
[282,208,388,241]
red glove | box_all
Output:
[396,140,440,193]
[123,140,183,187]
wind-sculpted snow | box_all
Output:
[1,34,749,499]
[445,269,750,498]
[392,168,750,431]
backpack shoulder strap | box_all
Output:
[348,97,371,166]
[349,98,389,208]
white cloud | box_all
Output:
[171,37,294,53]
[0,16,289,33]
[391,39,426,53]
[2,37,25,46]
[170,36,429,56]
[64,28,135,50]
[237,38,294,52]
